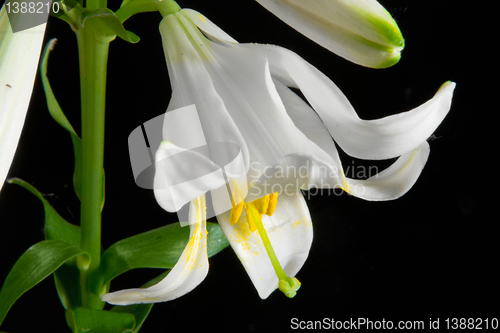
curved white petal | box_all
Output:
[0,6,47,192]
[160,13,248,156]
[346,141,430,200]
[216,192,313,299]
[208,42,336,182]
[273,78,339,161]
[254,0,404,68]
[272,78,435,200]
[241,77,343,201]
[244,43,455,160]
[102,198,208,305]
[246,141,431,202]
[247,79,433,202]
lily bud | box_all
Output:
[255,0,405,68]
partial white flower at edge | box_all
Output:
[102,8,455,305]
[0,5,48,193]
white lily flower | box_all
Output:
[255,0,405,68]
[102,8,455,304]
[0,5,48,193]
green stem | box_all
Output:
[76,23,110,310]
[86,0,107,11]
[116,0,180,23]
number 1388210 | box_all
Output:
[445,318,498,330]
[5,1,59,15]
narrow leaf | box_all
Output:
[8,178,80,245]
[7,178,82,309]
[100,222,229,285]
[65,307,135,333]
[40,39,83,200]
[0,240,90,325]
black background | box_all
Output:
[0,0,495,331]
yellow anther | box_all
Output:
[253,192,279,217]
[254,195,270,216]
[228,184,280,234]
[229,200,244,225]
[229,180,245,224]
[266,192,278,216]
[244,204,258,233]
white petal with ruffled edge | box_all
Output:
[102,198,208,305]
[216,192,313,299]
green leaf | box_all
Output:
[80,8,140,43]
[7,178,83,309]
[65,307,135,333]
[100,222,229,285]
[8,178,80,245]
[40,39,83,201]
[0,240,90,325]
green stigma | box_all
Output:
[279,277,301,298]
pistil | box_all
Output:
[228,182,301,298]
[245,201,301,298]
